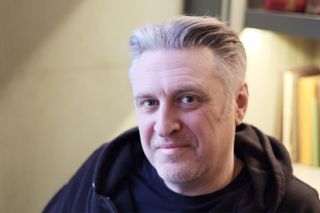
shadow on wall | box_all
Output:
[0,0,134,212]
[0,0,84,91]
[1,1,86,212]
[0,0,183,212]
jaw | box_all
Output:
[153,149,242,196]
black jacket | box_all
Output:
[43,124,320,212]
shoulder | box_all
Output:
[278,176,320,212]
[44,128,140,212]
[43,143,109,212]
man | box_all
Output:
[44,16,320,212]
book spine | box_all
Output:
[298,76,319,165]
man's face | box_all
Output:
[130,48,244,194]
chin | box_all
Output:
[156,162,204,184]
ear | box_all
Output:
[235,83,249,126]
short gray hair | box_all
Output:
[128,15,247,92]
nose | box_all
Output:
[154,105,181,137]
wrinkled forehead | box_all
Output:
[129,48,221,79]
[128,48,232,97]
[129,48,228,98]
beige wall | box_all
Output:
[241,29,320,138]
[0,1,182,212]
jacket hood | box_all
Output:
[92,127,141,198]
[92,124,293,212]
[235,123,293,212]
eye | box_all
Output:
[140,99,159,108]
[180,95,197,104]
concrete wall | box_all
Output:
[0,1,182,212]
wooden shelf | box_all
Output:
[245,8,320,39]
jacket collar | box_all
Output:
[93,127,141,198]
[92,124,293,212]
[235,123,292,211]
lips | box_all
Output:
[158,144,189,149]
[154,143,191,154]
[155,144,191,156]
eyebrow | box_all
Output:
[134,85,207,101]
[134,94,154,101]
[174,86,203,94]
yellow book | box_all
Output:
[298,75,320,165]
[282,66,320,162]
[311,98,319,166]
[314,82,320,167]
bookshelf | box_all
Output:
[245,8,320,39]
[244,1,320,193]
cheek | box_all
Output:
[182,111,218,149]
[137,121,152,160]
[183,107,221,132]
[136,114,154,146]
[183,109,232,150]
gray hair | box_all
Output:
[128,15,247,93]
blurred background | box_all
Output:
[0,0,319,212]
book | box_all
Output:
[263,0,307,12]
[313,81,320,166]
[281,65,320,162]
[305,0,320,14]
[311,97,319,166]
[298,75,320,165]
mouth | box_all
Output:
[158,143,189,149]
[156,144,191,155]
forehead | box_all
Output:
[130,47,216,75]
[129,48,223,95]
